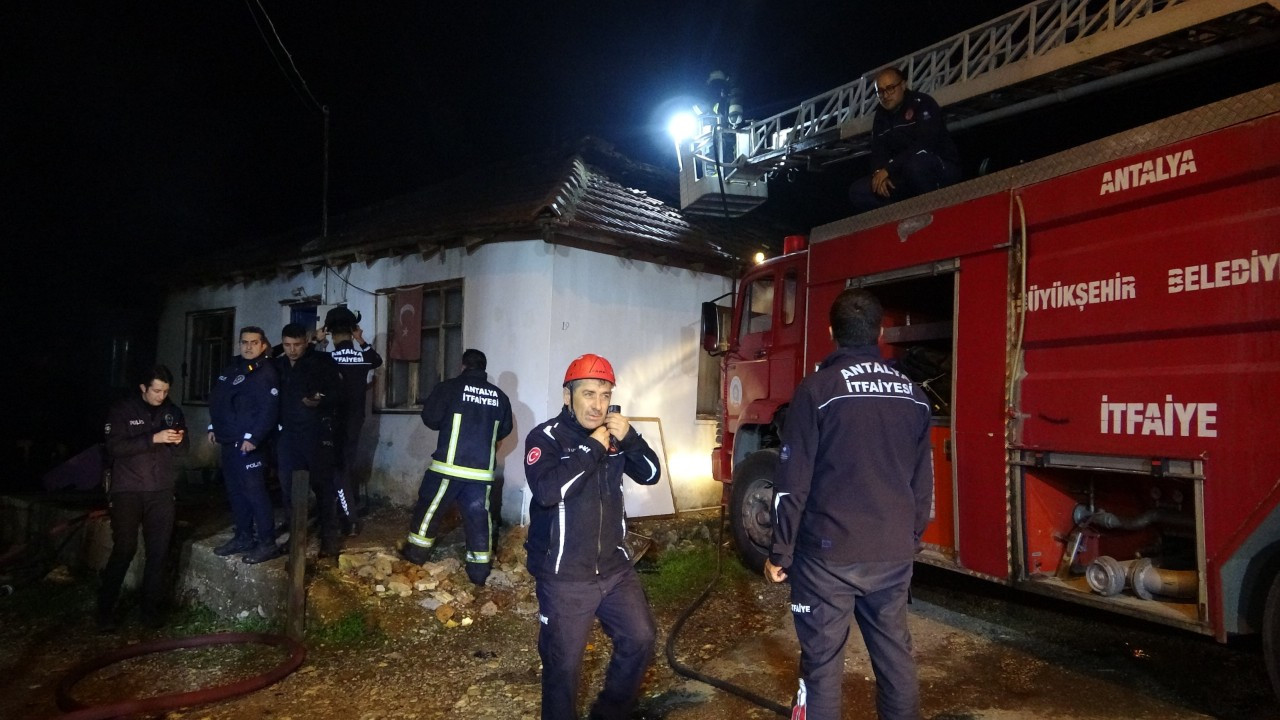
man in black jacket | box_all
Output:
[766,289,934,720]
[207,326,280,564]
[274,323,342,557]
[401,349,512,585]
[98,365,188,630]
[849,66,961,213]
[523,353,661,720]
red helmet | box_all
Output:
[563,353,616,386]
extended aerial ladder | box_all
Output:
[678,0,1280,216]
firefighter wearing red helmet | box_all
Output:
[561,352,616,385]
[523,353,661,720]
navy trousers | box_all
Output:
[276,429,339,545]
[333,419,363,522]
[789,555,919,720]
[220,443,275,547]
[849,150,961,213]
[98,489,174,618]
[406,471,493,583]
[534,567,656,720]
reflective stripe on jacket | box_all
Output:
[421,368,513,482]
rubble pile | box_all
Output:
[329,525,539,628]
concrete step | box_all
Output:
[180,523,400,622]
[179,530,291,622]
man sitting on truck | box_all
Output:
[849,67,961,213]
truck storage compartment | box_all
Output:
[867,271,955,419]
[1017,451,1204,627]
[861,269,959,557]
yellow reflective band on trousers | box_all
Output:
[466,485,493,565]
[407,533,435,548]
[429,460,494,481]
[408,477,451,547]
[428,415,501,482]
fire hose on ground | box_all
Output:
[49,632,306,720]
[663,505,791,717]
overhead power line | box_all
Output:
[240,0,332,239]
[242,0,323,113]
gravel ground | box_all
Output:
[1,506,1277,720]
[0,508,774,720]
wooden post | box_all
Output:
[286,469,309,641]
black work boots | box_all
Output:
[242,543,284,564]
[212,536,255,557]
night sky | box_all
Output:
[6,2,1029,261]
[5,1,1270,476]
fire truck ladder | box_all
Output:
[679,0,1280,216]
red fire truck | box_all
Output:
[700,85,1280,695]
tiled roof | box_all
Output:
[178,139,784,286]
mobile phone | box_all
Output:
[606,405,622,449]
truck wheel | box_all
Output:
[729,450,779,573]
[1265,572,1280,702]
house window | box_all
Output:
[108,336,133,389]
[384,280,464,410]
[185,309,235,404]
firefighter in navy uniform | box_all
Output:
[849,66,961,213]
[400,349,512,585]
[322,306,382,535]
[274,323,343,557]
[207,326,281,564]
[97,365,188,631]
[523,354,661,720]
[765,289,934,720]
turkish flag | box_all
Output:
[389,285,423,361]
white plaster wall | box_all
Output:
[159,240,732,524]
[545,246,730,513]
[363,242,555,525]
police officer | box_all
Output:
[322,306,382,535]
[274,323,342,557]
[401,349,512,585]
[524,354,661,720]
[98,365,188,631]
[766,289,934,720]
[208,326,281,564]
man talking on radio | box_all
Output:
[523,353,661,720]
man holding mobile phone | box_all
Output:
[98,365,188,631]
[523,353,661,720]
[274,323,343,558]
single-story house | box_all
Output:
[157,139,782,523]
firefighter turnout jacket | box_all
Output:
[208,356,280,446]
[421,367,513,482]
[770,344,934,569]
[104,396,189,493]
[524,406,661,580]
